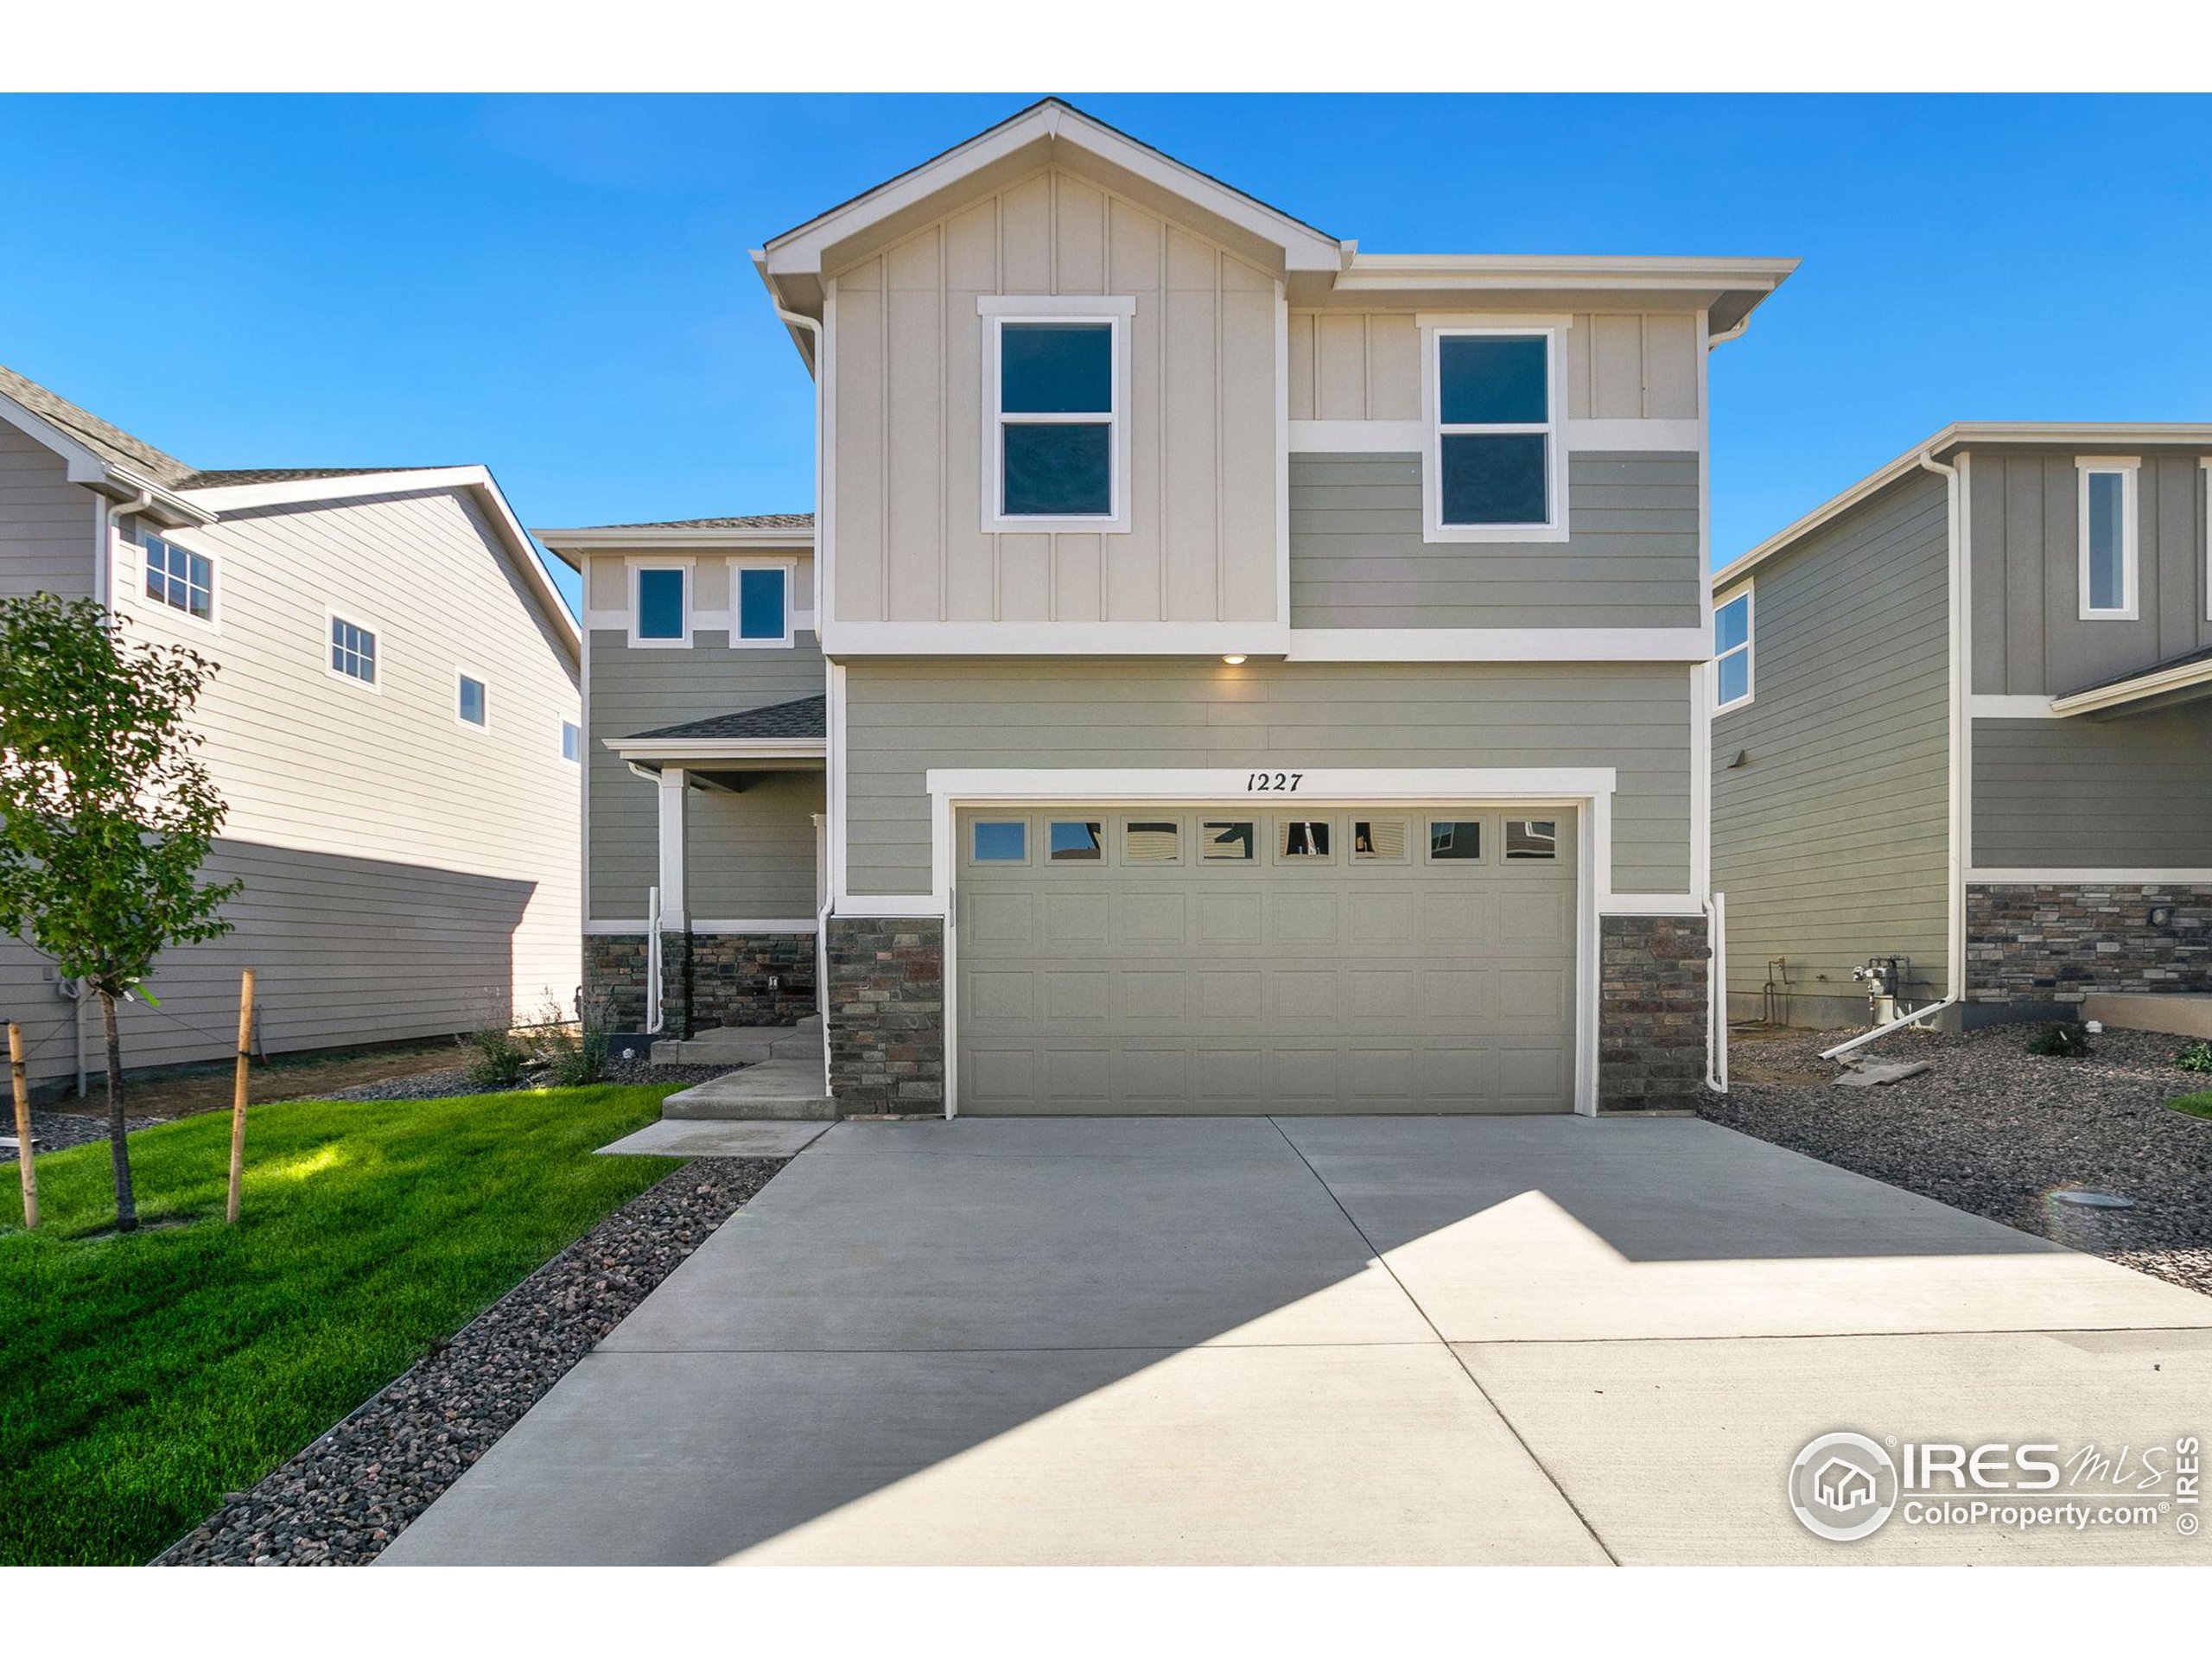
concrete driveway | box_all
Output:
[382,1116,2212,1566]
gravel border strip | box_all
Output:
[156,1155,785,1567]
[1699,1023,2212,1299]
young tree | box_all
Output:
[0,593,238,1230]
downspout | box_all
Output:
[1821,448,1965,1061]
[97,486,156,609]
[774,302,834,1100]
[1697,312,1750,1090]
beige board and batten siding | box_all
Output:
[1974,706,2212,869]
[1287,311,1700,423]
[844,659,1694,898]
[1289,451,1701,629]
[830,168,1279,626]
[1711,469,1952,1021]
[1967,449,2211,696]
[583,550,824,924]
[10,487,583,1087]
[0,418,93,599]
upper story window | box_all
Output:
[631,563,690,647]
[733,563,791,646]
[143,534,213,622]
[1713,586,1753,713]
[561,721,581,762]
[329,615,377,687]
[457,672,489,728]
[1423,325,1567,543]
[979,296,1134,535]
[2077,458,2139,620]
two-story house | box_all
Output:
[547,99,1796,1116]
[1711,424,2212,1031]
[0,363,582,1095]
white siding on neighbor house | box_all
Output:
[0,417,93,599]
[830,167,1281,627]
[1287,310,1700,423]
[842,658,1695,899]
[3,486,582,1090]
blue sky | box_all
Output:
[3,93,2208,613]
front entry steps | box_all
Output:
[651,1014,822,1066]
[658,1014,833,1122]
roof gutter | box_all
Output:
[94,486,155,610]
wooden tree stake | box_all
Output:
[225,970,256,1224]
[8,1023,35,1230]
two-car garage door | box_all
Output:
[954,806,1578,1115]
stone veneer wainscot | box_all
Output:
[1598,914,1710,1110]
[1966,883,2212,1006]
[824,917,946,1114]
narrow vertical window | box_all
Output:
[457,674,488,728]
[1427,329,1561,540]
[981,299,1132,532]
[1713,586,1753,713]
[2077,460,2139,620]
[561,721,581,762]
[735,566,789,643]
[633,566,688,643]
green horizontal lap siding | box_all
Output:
[844,658,1693,897]
[1968,448,2212,696]
[1287,451,1702,629]
[1974,707,2212,868]
[1712,470,1952,1007]
[586,629,826,922]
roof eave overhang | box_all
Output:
[607,737,828,765]
[2050,659,2212,719]
[1327,255,1800,334]
[535,525,817,565]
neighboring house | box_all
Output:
[1711,423,2212,1030]
[543,99,1796,1116]
[0,364,582,1095]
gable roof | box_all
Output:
[0,362,195,487]
[0,365,578,669]
[757,97,1351,321]
[1713,422,2212,593]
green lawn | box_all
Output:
[2170,1091,2212,1121]
[0,1084,683,1566]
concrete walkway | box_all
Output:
[383,1116,2212,1566]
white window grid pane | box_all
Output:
[1434,330,1555,530]
[331,618,376,682]
[144,538,213,619]
[990,314,1123,524]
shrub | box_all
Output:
[2175,1039,2212,1076]
[461,1019,534,1090]
[531,995,611,1088]
[2026,1022,2093,1058]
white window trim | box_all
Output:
[727,556,798,649]
[1421,321,1571,545]
[561,720,582,763]
[627,556,696,649]
[454,667,492,734]
[140,531,218,630]
[324,607,381,693]
[2075,456,2140,621]
[1713,582,1754,715]
[978,295,1135,536]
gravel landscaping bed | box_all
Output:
[1701,1022,2212,1297]
[156,1155,785,1566]
[1,1110,112,1162]
[281,1052,749,1103]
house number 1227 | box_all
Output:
[1247,772,1303,791]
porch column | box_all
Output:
[657,768,692,1038]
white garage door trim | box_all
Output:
[924,767,1619,1118]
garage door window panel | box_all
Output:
[1427,821,1484,861]
[1200,821,1255,861]
[1352,819,1409,862]
[1122,819,1182,864]
[1505,819,1559,860]
[1048,820,1103,861]
[1276,819,1334,861]
[970,820,1030,864]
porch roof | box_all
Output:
[2050,645,2212,719]
[608,695,827,769]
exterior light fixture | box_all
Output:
[1221,654,1246,665]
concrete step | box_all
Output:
[652,1014,823,1066]
[661,1057,836,1122]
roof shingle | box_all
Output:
[626,695,827,743]
[582,513,814,531]
[0,362,194,486]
